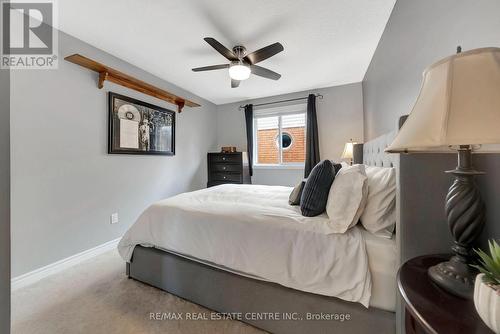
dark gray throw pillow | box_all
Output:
[289,181,305,205]
[300,160,342,217]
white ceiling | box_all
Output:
[58,0,395,105]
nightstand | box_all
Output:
[398,255,493,334]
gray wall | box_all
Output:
[216,83,364,186]
[1,68,11,332]
[362,0,500,249]
[10,31,218,277]
[363,0,500,140]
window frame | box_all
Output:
[253,103,307,169]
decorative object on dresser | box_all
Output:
[473,240,500,333]
[341,139,356,165]
[220,146,237,153]
[207,152,251,187]
[386,47,500,299]
[108,92,175,155]
[398,255,493,334]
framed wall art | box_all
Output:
[108,92,175,155]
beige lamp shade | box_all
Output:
[341,140,355,160]
[386,47,500,153]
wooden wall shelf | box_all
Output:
[64,54,200,112]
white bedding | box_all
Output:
[118,184,372,307]
[362,228,397,311]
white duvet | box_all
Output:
[118,184,372,307]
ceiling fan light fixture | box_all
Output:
[193,38,284,86]
[229,62,250,81]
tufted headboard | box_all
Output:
[353,131,397,167]
[353,115,407,167]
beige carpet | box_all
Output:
[12,249,266,334]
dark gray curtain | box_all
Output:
[304,94,320,178]
[244,104,254,176]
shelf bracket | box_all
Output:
[176,101,185,113]
[98,71,108,89]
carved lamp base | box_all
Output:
[428,252,475,299]
[427,145,486,299]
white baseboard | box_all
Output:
[11,237,121,291]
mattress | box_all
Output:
[361,228,398,311]
[144,231,398,312]
[144,227,398,311]
[119,184,372,307]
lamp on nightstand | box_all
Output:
[341,139,356,165]
[386,47,500,299]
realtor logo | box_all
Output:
[1,0,58,69]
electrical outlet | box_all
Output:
[110,213,119,224]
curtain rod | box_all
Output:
[238,94,323,109]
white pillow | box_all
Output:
[325,164,368,233]
[360,166,396,237]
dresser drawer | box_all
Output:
[212,163,241,172]
[211,172,242,182]
[210,154,241,164]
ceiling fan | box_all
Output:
[192,37,284,88]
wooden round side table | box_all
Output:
[398,254,493,334]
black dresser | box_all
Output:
[207,152,251,187]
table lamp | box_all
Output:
[386,47,500,299]
[341,139,356,165]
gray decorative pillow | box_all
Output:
[300,160,342,217]
[289,181,305,205]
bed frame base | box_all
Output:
[127,246,395,334]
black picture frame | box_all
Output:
[108,92,175,155]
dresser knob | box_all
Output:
[223,167,226,170]
[223,176,226,179]
[222,157,226,161]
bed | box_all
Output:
[120,115,455,334]
[119,184,397,310]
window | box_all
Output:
[254,104,306,167]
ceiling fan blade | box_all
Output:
[231,79,240,88]
[192,64,229,72]
[244,42,284,64]
[204,37,238,61]
[250,65,281,80]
